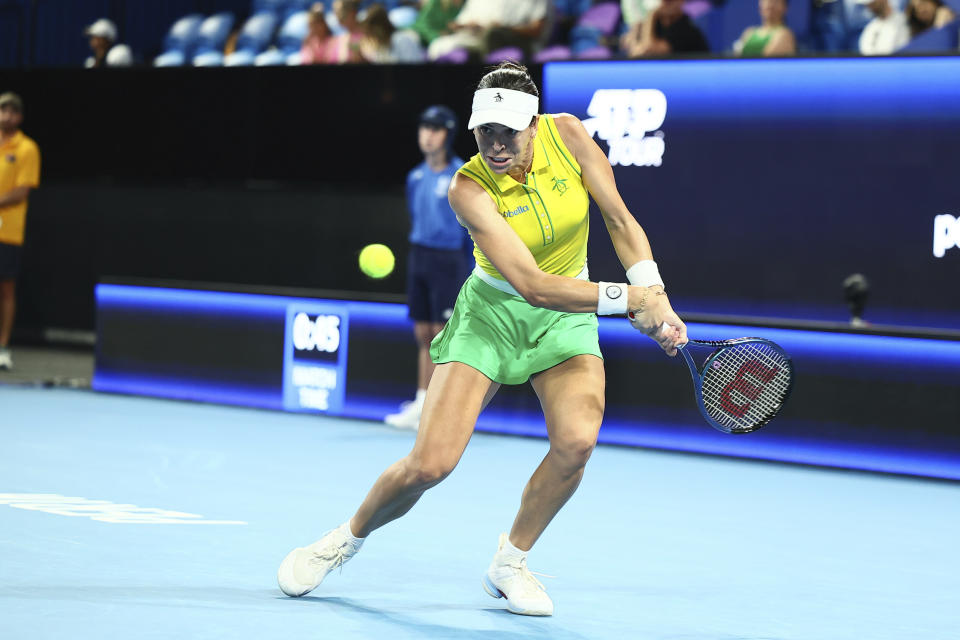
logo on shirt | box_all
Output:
[5,154,14,163]
[494,92,503,102]
[551,176,568,196]
[582,89,667,168]
[503,204,529,218]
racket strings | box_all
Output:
[700,342,793,433]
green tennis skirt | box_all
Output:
[429,274,602,385]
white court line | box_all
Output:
[0,493,246,525]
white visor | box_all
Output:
[467,88,539,132]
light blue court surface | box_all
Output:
[2,388,958,640]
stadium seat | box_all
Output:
[568,2,621,55]
[276,10,309,55]
[486,46,525,63]
[252,0,287,15]
[577,2,621,34]
[575,45,613,59]
[898,19,960,52]
[224,11,279,65]
[434,48,469,64]
[534,44,573,63]
[388,6,418,29]
[153,14,204,67]
[191,12,235,65]
[254,49,286,65]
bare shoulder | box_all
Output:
[448,172,494,227]
[550,113,587,138]
[549,112,592,154]
[448,171,485,205]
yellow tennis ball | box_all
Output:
[358,244,395,279]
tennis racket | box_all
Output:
[673,332,794,434]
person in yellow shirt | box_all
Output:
[278,62,687,616]
[0,92,41,371]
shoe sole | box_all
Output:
[481,574,552,616]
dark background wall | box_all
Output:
[4,64,516,334]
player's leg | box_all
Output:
[353,362,498,535]
[510,354,605,548]
[483,354,605,616]
[279,361,500,596]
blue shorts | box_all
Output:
[0,241,21,278]
[407,244,470,323]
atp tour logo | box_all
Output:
[581,89,667,168]
[933,214,959,258]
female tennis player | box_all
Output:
[278,62,687,616]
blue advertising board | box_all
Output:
[543,57,960,329]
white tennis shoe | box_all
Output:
[0,348,12,371]
[482,533,554,616]
[384,398,422,430]
[277,524,363,597]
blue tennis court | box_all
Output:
[2,385,957,639]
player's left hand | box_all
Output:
[627,291,687,356]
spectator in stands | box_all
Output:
[427,0,550,61]
[0,93,41,372]
[856,0,910,54]
[83,18,133,68]
[906,0,956,37]
[359,4,426,62]
[733,0,797,56]
[410,0,465,47]
[333,0,365,60]
[301,3,347,63]
[623,0,710,57]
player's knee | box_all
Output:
[553,434,598,470]
[405,455,456,489]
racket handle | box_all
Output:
[662,321,688,349]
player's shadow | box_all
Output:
[292,595,591,639]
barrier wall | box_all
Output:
[94,281,960,481]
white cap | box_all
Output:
[84,18,118,41]
[467,88,539,132]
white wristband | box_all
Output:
[626,260,665,289]
[597,282,629,315]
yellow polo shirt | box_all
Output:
[0,130,41,246]
[458,114,589,280]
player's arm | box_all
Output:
[553,113,687,349]
[448,173,649,314]
[553,114,655,272]
[0,186,30,207]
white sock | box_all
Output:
[340,521,365,547]
[496,535,527,564]
[414,388,427,406]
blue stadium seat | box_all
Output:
[232,11,279,55]
[191,12,235,65]
[276,10,309,55]
[153,13,203,67]
[163,14,204,56]
[388,6,418,29]
[898,19,960,52]
[252,0,287,15]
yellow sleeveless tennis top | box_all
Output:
[457,114,589,281]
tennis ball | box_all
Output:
[358,243,395,279]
